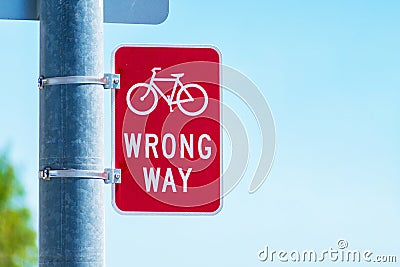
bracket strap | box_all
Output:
[38,73,120,89]
[39,168,121,184]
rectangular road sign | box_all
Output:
[112,45,222,214]
[0,0,168,24]
[0,0,38,20]
[105,0,168,24]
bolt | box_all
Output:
[113,78,120,84]
[115,174,120,179]
[38,76,45,89]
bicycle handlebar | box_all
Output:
[152,67,162,73]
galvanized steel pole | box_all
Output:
[39,0,105,265]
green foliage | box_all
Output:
[0,154,37,266]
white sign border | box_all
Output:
[110,44,223,216]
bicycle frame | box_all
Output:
[141,72,194,106]
[126,68,209,116]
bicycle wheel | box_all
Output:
[176,84,208,116]
[126,83,158,115]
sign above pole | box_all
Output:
[104,0,168,24]
[0,0,39,20]
[0,0,169,24]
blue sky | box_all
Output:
[0,0,399,266]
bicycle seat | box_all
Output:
[171,73,184,78]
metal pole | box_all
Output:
[39,0,105,266]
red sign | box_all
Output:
[113,45,222,214]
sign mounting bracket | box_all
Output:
[39,167,122,184]
[38,73,120,90]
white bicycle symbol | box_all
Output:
[126,67,208,116]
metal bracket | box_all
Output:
[103,74,120,89]
[39,167,121,184]
[103,168,121,184]
[38,73,120,90]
